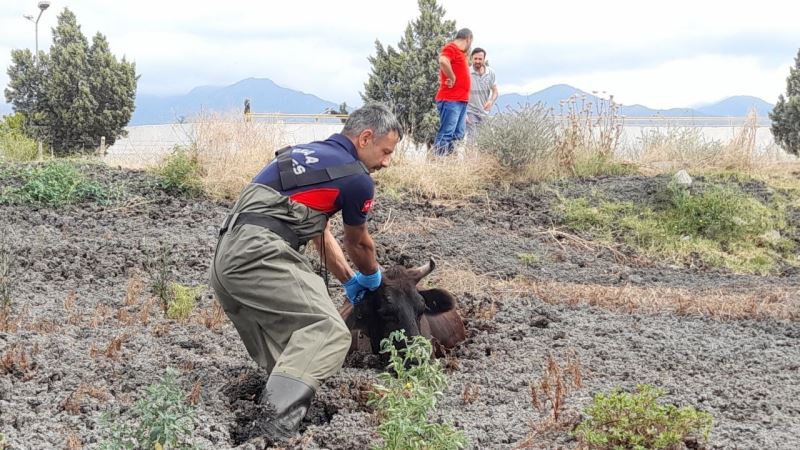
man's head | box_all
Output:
[342,103,403,173]
[455,28,473,52]
[471,48,486,71]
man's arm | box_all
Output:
[342,223,380,275]
[438,55,455,88]
[484,83,499,111]
[311,222,354,283]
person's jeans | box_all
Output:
[433,101,468,156]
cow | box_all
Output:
[338,257,466,356]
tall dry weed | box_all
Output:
[192,112,283,199]
[375,149,499,200]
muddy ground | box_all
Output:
[0,163,798,449]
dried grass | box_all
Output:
[124,270,145,306]
[529,279,800,321]
[65,432,82,450]
[375,149,500,201]
[197,300,226,331]
[0,343,36,379]
[104,334,128,359]
[61,384,111,414]
[192,112,283,199]
[430,265,798,321]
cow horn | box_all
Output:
[409,257,436,283]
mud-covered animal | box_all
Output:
[339,258,466,355]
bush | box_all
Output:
[165,283,204,321]
[0,113,39,162]
[158,146,203,195]
[99,368,197,450]
[0,161,107,206]
[574,384,713,450]
[369,330,468,450]
[476,103,558,172]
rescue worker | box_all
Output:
[210,103,402,441]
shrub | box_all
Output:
[146,244,174,308]
[0,113,39,162]
[369,330,468,450]
[475,103,558,173]
[158,146,203,195]
[574,384,713,450]
[165,283,204,321]
[0,161,107,206]
[99,368,197,450]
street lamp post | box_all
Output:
[23,1,50,56]
[23,1,50,159]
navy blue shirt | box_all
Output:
[252,134,375,226]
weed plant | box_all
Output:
[99,368,197,450]
[157,146,203,195]
[574,384,712,450]
[166,283,204,321]
[369,330,467,450]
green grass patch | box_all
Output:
[0,161,108,206]
[517,252,540,266]
[574,384,713,450]
[560,181,795,274]
[571,152,638,178]
[369,330,468,450]
[157,146,203,195]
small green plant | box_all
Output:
[158,146,203,195]
[0,161,107,206]
[166,283,204,321]
[369,330,468,450]
[99,368,197,450]
[574,384,713,450]
[517,252,540,266]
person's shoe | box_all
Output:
[258,373,315,442]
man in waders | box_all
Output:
[210,103,402,441]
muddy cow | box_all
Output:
[339,258,466,355]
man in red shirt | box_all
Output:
[433,28,473,156]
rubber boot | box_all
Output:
[259,373,315,442]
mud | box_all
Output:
[0,164,798,449]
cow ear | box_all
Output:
[419,288,457,314]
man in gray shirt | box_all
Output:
[466,47,499,137]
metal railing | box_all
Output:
[245,112,348,123]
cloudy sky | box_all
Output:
[1,0,798,110]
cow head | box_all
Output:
[339,258,466,356]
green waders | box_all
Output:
[209,183,351,391]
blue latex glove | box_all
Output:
[344,275,367,305]
[355,270,382,291]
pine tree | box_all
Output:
[5,8,137,154]
[770,48,800,156]
[363,0,456,145]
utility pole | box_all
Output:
[23,1,50,160]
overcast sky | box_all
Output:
[1,0,799,110]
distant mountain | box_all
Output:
[494,84,773,118]
[131,78,339,125]
[696,96,774,117]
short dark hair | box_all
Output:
[455,28,472,40]
[471,47,486,57]
[342,103,404,141]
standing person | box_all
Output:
[210,104,402,442]
[466,47,498,137]
[433,28,473,156]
